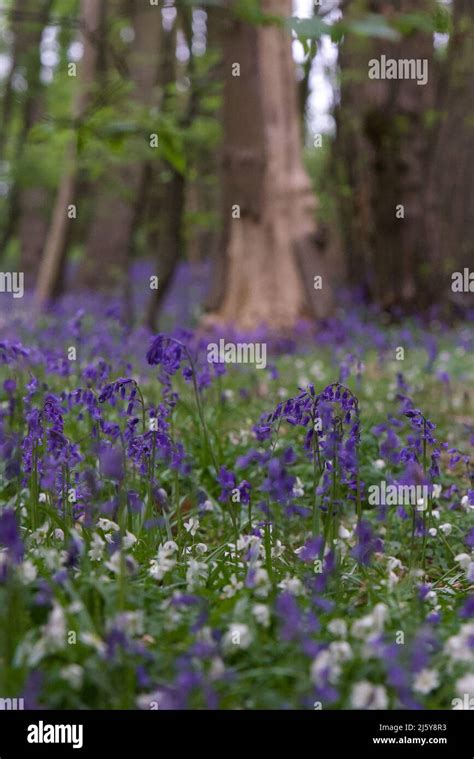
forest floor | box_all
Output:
[0,297,473,709]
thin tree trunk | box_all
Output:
[35,0,106,306]
[145,13,191,331]
[0,0,53,263]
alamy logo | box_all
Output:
[451,268,474,293]
[0,697,24,710]
[207,339,267,369]
[368,482,431,508]
[368,55,428,86]
[27,721,84,750]
[451,694,474,710]
[0,271,24,298]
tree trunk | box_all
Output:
[427,0,474,307]
[145,15,189,331]
[205,0,331,331]
[78,0,162,292]
[334,0,437,312]
[35,0,106,306]
[0,0,53,264]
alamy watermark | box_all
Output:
[368,482,432,509]
[368,56,428,86]
[451,268,473,293]
[0,271,24,298]
[0,697,24,710]
[207,339,267,370]
[27,720,83,749]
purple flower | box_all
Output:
[146,334,184,376]
[351,520,383,565]
[100,445,124,481]
[459,595,474,619]
[0,509,23,576]
[216,466,236,502]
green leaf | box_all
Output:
[347,14,401,42]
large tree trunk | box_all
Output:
[205,0,331,331]
[334,0,437,312]
[35,0,106,306]
[427,0,474,307]
[78,0,162,292]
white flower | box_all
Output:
[201,500,214,512]
[186,559,208,590]
[352,603,388,639]
[455,673,474,699]
[149,541,179,579]
[455,553,472,570]
[150,556,175,580]
[461,495,474,512]
[429,528,438,537]
[374,459,386,470]
[31,521,50,544]
[445,622,474,662]
[311,650,341,685]
[416,498,427,512]
[97,518,119,533]
[19,560,37,582]
[278,575,303,595]
[329,641,352,663]
[328,619,347,638]
[221,574,243,599]
[293,478,304,497]
[338,525,352,540]
[271,539,286,558]
[439,523,452,536]
[222,623,253,650]
[163,540,178,553]
[311,642,352,686]
[88,533,105,561]
[387,556,404,571]
[60,664,83,690]
[413,669,439,695]
[106,551,137,576]
[351,681,388,710]
[236,534,261,553]
[53,528,65,541]
[79,632,106,655]
[194,543,208,554]
[252,603,270,628]
[123,531,137,549]
[432,484,442,499]
[209,657,225,680]
[253,566,271,598]
[43,603,66,649]
[184,517,199,536]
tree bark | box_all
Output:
[334,0,437,312]
[78,0,162,292]
[35,0,106,306]
[427,0,474,306]
[205,0,331,331]
[0,0,53,265]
